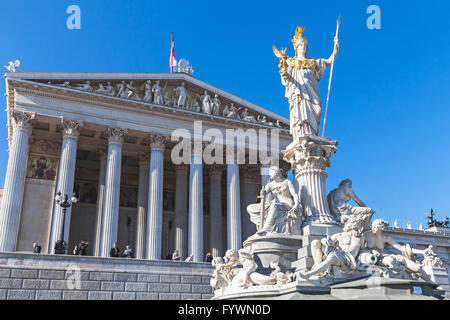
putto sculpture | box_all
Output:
[273,26,339,140]
[4,60,20,72]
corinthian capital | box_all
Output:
[107,127,128,145]
[61,119,83,138]
[148,134,167,151]
[11,110,34,132]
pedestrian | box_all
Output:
[185,254,193,262]
[109,242,121,257]
[32,242,41,254]
[205,252,213,263]
[172,249,181,261]
[122,245,134,258]
[74,239,89,255]
[165,253,172,260]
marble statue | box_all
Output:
[327,179,374,229]
[420,245,442,268]
[55,81,71,88]
[125,81,140,100]
[72,81,93,91]
[95,83,109,95]
[223,103,240,119]
[174,82,187,107]
[4,60,20,72]
[241,108,256,123]
[274,26,339,140]
[176,58,194,76]
[257,115,274,126]
[210,249,293,290]
[152,80,164,105]
[142,80,152,102]
[116,81,127,98]
[189,99,201,112]
[197,91,213,114]
[407,221,412,230]
[360,219,434,283]
[394,219,399,228]
[247,166,301,236]
[299,213,368,279]
[419,223,424,231]
[211,94,221,115]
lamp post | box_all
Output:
[54,191,78,254]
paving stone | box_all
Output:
[181,275,201,284]
[101,281,124,291]
[11,269,38,279]
[39,270,65,280]
[192,284,213,294]
[35,290,62,300]
[62,290,88,300]
[7,290,35,300]
[137,273,159,282]
[160,274,180,283]
[136,292,158,300]
[181,293,202,300]
[22,279,50,289]
[159,292,180,300]
[170,283,191,293]
[90,272,114,281]
[113,292,136,300]
[148,283,170,292]
[0,278,22,289]
[125,282,147,292]
[88,291,112,300]
[0,269,11,278]
[114,272,137,282]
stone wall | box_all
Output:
[0,252,214,300]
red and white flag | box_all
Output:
[169,32,176,72]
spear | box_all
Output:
[321,16,340,137]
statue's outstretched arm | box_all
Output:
[325,37,340,65]
[348,188,366,207]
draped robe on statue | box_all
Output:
[282,58,328,138]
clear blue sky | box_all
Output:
[0,1,449,228]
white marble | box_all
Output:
[135,153,149,259]
[0,110,33,252]
[92,148,107,256]
[98,127,127,257]
[209,165,223,257]
[188,152,203,262]
[227,162,242,252]
[48,119,82,253]
[145,134,166,260]
[174,165,189,259]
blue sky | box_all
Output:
[0,1,449,228]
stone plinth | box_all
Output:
[243,234,302,272]
[283,135,338,225]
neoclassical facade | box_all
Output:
[0,71,293,262]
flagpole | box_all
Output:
[321,16,340,137]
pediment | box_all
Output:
[6,72,289,130]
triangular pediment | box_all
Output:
[6,72,289,130]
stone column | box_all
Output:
[92,146,107,256]
[174,164,189,259]
[241,167,257,241]
[227,160,242,252]
[48,119,83,253]
[188,145,203,262]
[284,136,341,274]
[135,153,149,259]
[209,165,224,258]
[98,127,127,257]
[0,110,34,252]
[145,134,166,260]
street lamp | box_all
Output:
[54,191,78,254]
